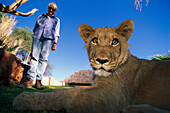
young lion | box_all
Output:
[13,19,170,113]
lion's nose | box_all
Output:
[96,58,109,64]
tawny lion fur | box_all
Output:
[0,49,24,86]
[13,19,170,113]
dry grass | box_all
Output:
[0,13,17,48]
[135,0,149,11]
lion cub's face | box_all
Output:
[79,19,134,77]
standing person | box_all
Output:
[18,2,60,90]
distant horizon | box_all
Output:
[2,0,170,81]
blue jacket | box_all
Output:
[33,13,60,40]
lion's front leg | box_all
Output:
[13,91,64,111]
[13,85,123,113]
[122,104,170,113]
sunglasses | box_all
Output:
[48,7,56,11]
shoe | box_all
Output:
[17,77,33,88]
[35,80,44,90]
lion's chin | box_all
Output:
[94,69,112,77]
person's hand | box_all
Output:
[52,37,58,51]
[51,43,57,51]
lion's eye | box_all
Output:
[91,37,98,45]
[111,38,119,46]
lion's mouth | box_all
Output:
[93,65,113,77]
[94,69,112,77]
[99,66,106,70]
[90,59,116,77]
[99,67,113,72]
[92,63,113,71]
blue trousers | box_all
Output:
[27,38,54,80]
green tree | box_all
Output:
[0,12,8,22]
[11,27,33,53]
[0,12,18,50]
[151,52,170,61]
[44,62,54,77]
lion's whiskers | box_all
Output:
[115,70,120,79]
[113,69,125,87]
[117,67,123,74]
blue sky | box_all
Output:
[2,0,170,81]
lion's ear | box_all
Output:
[78,24,95,42]
[115,19,134,40]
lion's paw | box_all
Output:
[13,92,33,110]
